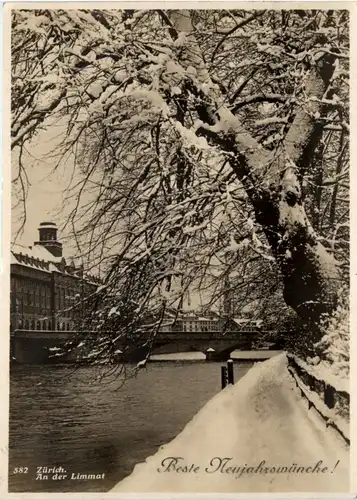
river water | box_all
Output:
[9,360,253,492]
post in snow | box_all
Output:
[227,359,234,385]
[221,365,227,390]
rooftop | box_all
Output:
[12,243,62,263]
[39,221,57,228]
[11,242,101,285]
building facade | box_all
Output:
[157,309,263,334]
[10,222,100,332]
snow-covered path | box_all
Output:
[112,353,349,493]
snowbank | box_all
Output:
[149,352,206,361]
[291,354,349,394]
[149,351,282,362]
[231,350,282,360]
[112,353,349,493]
[316,294,349,386]
[289,366,349,442]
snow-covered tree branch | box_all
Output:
[11,8,349,363]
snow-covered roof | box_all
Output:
[11,242,101,284]
[11,252,20,266]
[232,318,248,325]
[39,221,57,228]
[11,248,52,273]
[11,243,62,264]
[233,318,262,326]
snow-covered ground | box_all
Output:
[231,350,282,360]
[149,351,282,362]
[292,354,349,394]
[112,353,349,493]
[150,352,206,361]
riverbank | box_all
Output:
[112,353,349,493]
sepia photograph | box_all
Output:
[5,3,351,494]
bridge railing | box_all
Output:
[12,327,265,336]
[286,354,349,445]
[155,329,263,335]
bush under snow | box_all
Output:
[315,289,349,383]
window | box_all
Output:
[31,320,35,330]
[37,321,41,330]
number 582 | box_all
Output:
[13,467,28,474]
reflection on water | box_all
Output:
[9,360,252,492]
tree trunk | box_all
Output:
[248,167,339,326]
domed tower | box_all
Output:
[34,222,63,257]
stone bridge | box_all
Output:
[129,331,262,361]
[10,329,266,364]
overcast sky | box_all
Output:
[11,121,79,258]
